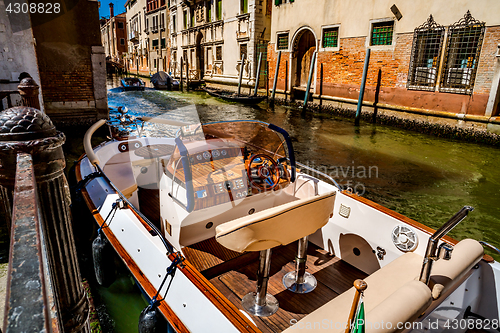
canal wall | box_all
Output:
[269,94,500,146]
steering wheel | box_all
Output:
[247,153,280,190]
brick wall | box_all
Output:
[41,62,95,103]
[267,45,289,91]
[268,28,497,116]
[475,26,500,95]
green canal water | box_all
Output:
[64,75,500,332]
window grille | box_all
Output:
[216,46,222,60]
[440,11,485,95]
[407,15,445,91]
[240,44,247,59]
[277,33,288,50]
[322,27,338,48]
[371,21,394,46]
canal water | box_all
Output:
[77,74,500,331]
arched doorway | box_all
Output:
[196,32,204,80]
[292,28,316,88]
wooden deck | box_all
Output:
[182,238,367,332]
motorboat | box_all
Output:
[121,77,146,91]
[151,71,180,90]
[75,114,500,332]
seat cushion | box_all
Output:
[429,238,483,299]
[215,192,336,252]
[103,162,137,198]
[283,252,425,332]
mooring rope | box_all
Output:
[149,253,184,307]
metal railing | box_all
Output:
[4,153,60,332]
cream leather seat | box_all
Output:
[284,238,484,332]
[215,191,336,317]
[215,191,336,252]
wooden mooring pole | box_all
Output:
[355,48,371,126]
[0,102,90,332]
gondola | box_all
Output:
[203,87,266,104]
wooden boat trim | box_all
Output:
[341,190,494,262]
[75,160,261,333]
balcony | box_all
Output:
[129,30,139,42]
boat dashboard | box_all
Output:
[163,140,291,211]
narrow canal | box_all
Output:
[74,74,500,332]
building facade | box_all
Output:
[168,0,271,89]
[268,0,500,118]
[126,0,150,75]
[101,3,128,67]
[145,0,169,73]
[30,0,108,125]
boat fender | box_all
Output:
[138,304,169,333]
[92,233,116,287]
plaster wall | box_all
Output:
[270,0,500,44]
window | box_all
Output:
[275,0,293,5]
[154,59,157,68]
[407,15,445,91]
[439,11,485,94]
[152,39,159,49]
[216,0,222,20]
[277,32,289,50]
[183,10,188,29]
[120,38,125,45]
[371,21,394,46]
[216,45,222,60]
[172,15,176,33]
[240,44,247,60]
[241,0,247,14]
[118,22,124,29]
[161,38,166,48]
[161,13,164,29]
[206,0,212,22]
[322,27,339,48]
[190,7,195,27]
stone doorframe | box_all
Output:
[289,26,318,95]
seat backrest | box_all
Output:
[215,191,336,253]
[429,238,483,299]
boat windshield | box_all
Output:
[164,121,296,212]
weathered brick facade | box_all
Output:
[268,28,498,116]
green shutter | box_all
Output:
[275,0,280,5]
[289,0,294,2]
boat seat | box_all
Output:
[103,158,137,199]
[215,191,335,317]
[105,152,132,165]
[215,191,336,253]
[429,238,483,299]
[283,238,483,332]
[283,252,429,332]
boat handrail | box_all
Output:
[479,241,500,255]
[419,206,474,285]
[84,119,107,166]
[83,119,175,254]
[295,161,341,190]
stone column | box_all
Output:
[0,106,90,333]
